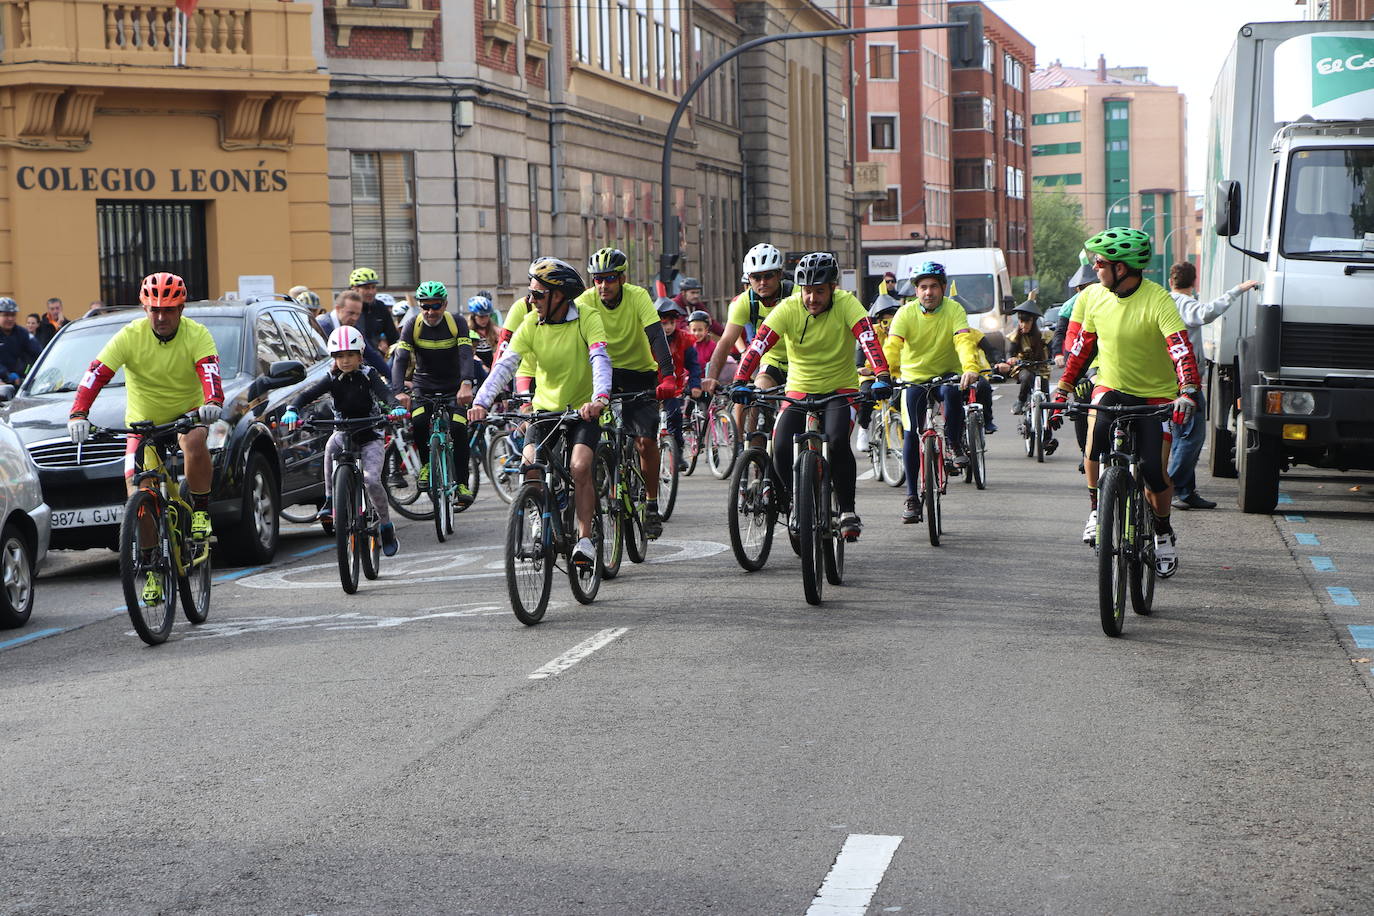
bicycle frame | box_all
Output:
[113,421,204,579]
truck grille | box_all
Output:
[28,437,126,469]
[1282,323,1374,371]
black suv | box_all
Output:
[0,299,336,565]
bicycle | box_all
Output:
[101,416,212,645]
[657,404,681,522]
[596,391,655,578]
[862,394,905,488]
[1009,360,1055,462]
[1051,401,1172,637]
[725,385,787,572]
[702,393,739,480]
[896,375,962,547]
[483,412,525,504]
[382,415,427,520]
[960,370,1003,491]
[307,416,389,594]
[490,407,607,625]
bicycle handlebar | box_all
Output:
[305,415,391,430]
[1037,401,1172,419]
[97,415,199,437]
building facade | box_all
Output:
[1029,57,1191,287]
[0,0,329,308]
[1296,0,1374,18]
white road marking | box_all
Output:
[806,834,903,916]
[857,469,876,481]
[167,603,538,641]
[528,627,628,680]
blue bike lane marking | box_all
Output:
[1276,506,1368,670]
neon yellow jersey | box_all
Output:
[507,304,608,411]
[1065,291,1099,370]
[1079,278,1187,399]
[96,317,218,424]
[575,282,658,373]
[725,290,788,372]
[883,298,980,383]
[504,296,534,375]
[757,290,867,393]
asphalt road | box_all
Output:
[4,398,1374,915]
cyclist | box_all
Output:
[391,281,477,508]
[67,272,223,600]
[348,267,401,358]
[689,309,735,390]
[854,293,901,452]
[996,301,1058,455]
[703,244,790,429]
[656,298,700,471]
[0,297,41,384]
[883,261,982,523]
[731,252,892,541]
[1051,228,1201,576]
[576,247,678,538]
[317,290,390,378]
[467,294,501,373]
[282,326,407,555]
[469,258,611,568]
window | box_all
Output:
[1002,53,1024,90]
[1006,221,1027,254]
[96,200,208,305]
[868,43,895,80]
[349,0,408,8]
[524,0,544,42]
[870,187,899,223]
[1107,105,1130,120]
[953,96,988,131]
[494,156,510,287]
[954,158,993,190]
[350,151,417,290]
[955,218,994,248]
[1032,142,1082,156]
[1013,113,1024,145]
[597,0,611,70]
[923,48,946,92]
[868,0,893,6]
[954,36,992,71]
[1033,173,1083,187]
[637,12,648,82]
[575,0,590,62]
[1031,110,1082,125]
[1005,166,1025,199]
[619,4,631,77]
[692,25,738,125]
[275,309,322,364]
[528,163,541,261]
[870,115,897,151]
[923,116,947,160]
[1107,139,1129,151]
[926,186,949,228]
[253,312,288,377]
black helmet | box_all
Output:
[588,247,629,275]
[529,257,587,300]
[687,309,711,324]
[794,251,839,286]
[868,294,901,320]
[655,297,686,318]
[678,276,702,291]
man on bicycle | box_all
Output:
[1052,228,1201,576]
[882,262,982,523]
[348,267,401,358]
[575,247,678,538]
[469,258,612,568]
[702,243,790,435]
[391,281,477,508]
[67,272,224,600]
[731,252,891,541]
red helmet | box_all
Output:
[140,272,187,308]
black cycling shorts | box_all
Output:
[612,368,659,439]
[528,415,600,459]
[1088,387,1171,493]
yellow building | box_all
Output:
[0,0,328,307]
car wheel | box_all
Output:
[0,522,35,628]
[218,452,280,566]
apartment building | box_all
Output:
[1029,57,1191,286]
[1296,0,1374,17]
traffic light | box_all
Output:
[949,5,984,70]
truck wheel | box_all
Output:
[217,452,281,566]
[1237,427,1280,514]
[1206,370,1237,479]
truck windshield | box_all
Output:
[1281,148,1374,262]
[949,273,995,314]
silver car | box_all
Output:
[0,402,49,627]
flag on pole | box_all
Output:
[172,0,195,66]
[175,0,197,14]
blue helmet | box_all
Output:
[466,295,493,315]
[913,261,946,286]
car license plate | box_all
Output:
[50,505,124,529]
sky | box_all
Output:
[986,0,1308,193]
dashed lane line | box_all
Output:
[805,833,904,916]
[528,627,628,680]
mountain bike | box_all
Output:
[307,416,388,594]
[382,415,428,520]
[1056,401,1172,637]
[490,407,605,625]
[657,404,681,522]
[863,395,905,487]
[102,415,212,646]
[1011,360,1055,462]
[703,393,739,479]
[484,416,525,504]
[898,376,960,547]
[596,391,654,578]
[725,385,787,571]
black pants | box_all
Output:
[412,393,470,482]
[773,397,857,514]
[1015,369,1049,404]
[1088,388,1170,493]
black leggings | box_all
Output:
[1016,369,1049,404]
[1088,388,1170,493]
[773,397,857,514]
[413,398,470,480]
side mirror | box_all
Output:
[0,384,13,402]
[265,360,306,388]
[1215,180,1242,238]
[1001,295,1016,314]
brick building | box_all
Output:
[1295,0,1374,17]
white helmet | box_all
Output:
[742,243,784,277]
[391,301,409,323]
[327,325,366,354]
[375,292,396,308]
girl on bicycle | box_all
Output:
[467,294,501,375]
[282,326,408,556]
[854,293,901,452]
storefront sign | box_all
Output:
[14,165,289,193]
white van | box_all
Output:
[895,247,1016,358]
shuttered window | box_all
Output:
[350,151,417,290]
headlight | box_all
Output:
[1282,392,1316,415]
[206,418,232,450]
[980,314,1000,333]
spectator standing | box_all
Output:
[84,300,106,319]
[0,298,42,384]
[35,297,68,347]
[347,267,400,358]
[1167,261,1261,510]
[317,290,390,378]
[24,313,40,335]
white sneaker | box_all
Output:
[1154,531,1178,578]
[856,427,871,452]
[571,536,596,567]
[1082,509,1098,545]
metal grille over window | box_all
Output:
[97,200,208,306]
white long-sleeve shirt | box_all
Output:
[1170,285,1249,359]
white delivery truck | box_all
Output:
[1203,20,1374,513]
[895,247,1017,358]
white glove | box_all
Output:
[68,417,90,444]
[197,402,222,424]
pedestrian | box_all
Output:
[24,313,40,335]
[1167,261,1261,510]
[317,289,390,378]
[0,297,41,384]
[84,300,106,319]
[35,297,68,347]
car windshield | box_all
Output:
[1281,148,1374,262]
[23,316,243,396]
[948,273,996,314]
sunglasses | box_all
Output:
[1093,256,1116,269]
[527,288,550,301]
[591,273,621,284]
[750,270,782,281]
[148,307,182,315]
[418,300,446,310]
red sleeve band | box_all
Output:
[1164,330,1201,390]
[70,360,116,416]
[852,318,889,376]
[734,325,780,382]
[195,355,224,404]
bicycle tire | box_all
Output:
[707,408,738,479]
[176,482,212,625]
[595,445,623,579]
[923,436,941,547]
[383,439,432,520]
[726,448,775,571]
[432,437,454,542]
[119,488,177,645]
[658,434,680,522]
[1097,467,1130,637]
[683,413,702,477]
[880,410,905,487]
[798,449,823,606]
[506,485,553,625]
[454,449,480,512]
[335,464,361,595]
[360,491,382,582]
[1033,398,1046,463]
[1129,479,1157,615]
[624,464,648,564]
[567,505,604,605]
[485,430,522,505]
[821,461,843,586]
[969,422,987,490]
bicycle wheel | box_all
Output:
[968,421,987,490]
[383,439,432,520]
[726,448,775,571]
[335,465,361,595]
[707,408,738,479]
[797,449,824,606]
[683,412,702,477]
[923,436,941,547]
[1097,467,1130,637]
[624,465,649,564]
[1128,480,1157,615]
[1033,399,1046,463]
[485,430,522,505]
[506,484,553,625]
[595,444,623,579]
[455,449,480,511]
[174,482,212,625]
[431,439,454,542]
[880,410,905,487]
[658,433,680,522]
[1023,417,1035,458]
[821,461,844,586]
[360,496,382,581]
[567,505,603,605]
[119,488,177,645]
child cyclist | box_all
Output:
[688,309,736,388]
[996,301,1058,454]
[656,298,701,471]
[282,326,407,556]
[855,293,901,452]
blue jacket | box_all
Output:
[0,325,41,382]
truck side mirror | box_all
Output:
[1001,295,1016,314]
[1215,180,1242,238]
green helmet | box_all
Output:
[415,280,448,300]
[1084,228,1152,270]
